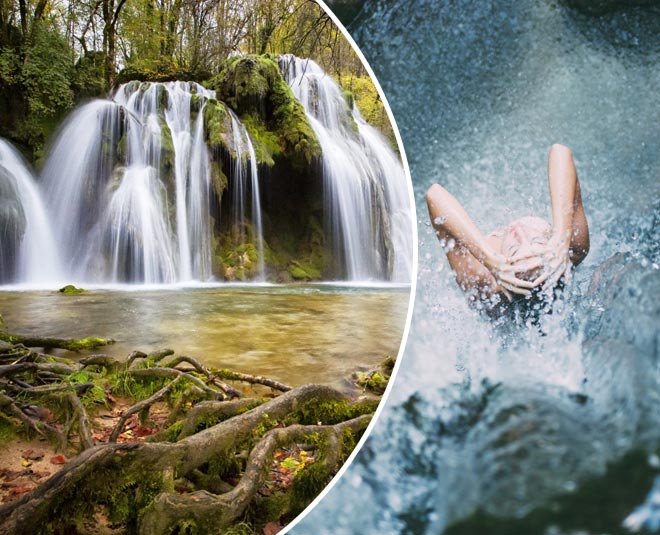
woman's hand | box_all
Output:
[484,252,537,300]
[510,232,572,292]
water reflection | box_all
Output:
[0,285,409,388]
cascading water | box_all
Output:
[0,140,62,284]
[279,55,413,282]
[291,1,660,534]
[228,110,265,280]
[1,58,411,286]
[38,81,217,284]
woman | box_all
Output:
[426,144,590,303]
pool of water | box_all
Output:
[0,284,410,389]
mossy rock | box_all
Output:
[58,284,88,295]
[203,99,234,156]
[355,371,388,394]
[209,55,321,168]
[288,260,321,281]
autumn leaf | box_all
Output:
[49,455,66,465]
[280,457,300,470]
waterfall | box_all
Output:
[36,81,216,284]
[279,55,412,282]
[1,61,410,286]
[0,140,62,284]
[228,111,265,280]
[114,81,215,282]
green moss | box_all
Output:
[68,337,112,351]
[209,55,320,169]
[209,160,229,198]
[242,113,279,166]
[355,371,388,395]
[248,493,290,526]
[203,98,230,152]
[288,261,320,281]
[162,420,184,442]
[0,413,19,445]
[289,462,333,517]
[208,449,243,479]
[216,234,263,281]
[252,413,279,438]
[58,284,87,295]
[292,399,377,426]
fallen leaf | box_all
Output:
[280,457,300,470]
[20,460,32,468]
[8,485,32,495]
[263,521,282,535]
[135,426,153,437]
[49,455,66,465]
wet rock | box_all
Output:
[560,0,658,15]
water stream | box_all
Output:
[292,1,660,533]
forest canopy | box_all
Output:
[0,0,390,157]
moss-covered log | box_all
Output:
[0,330,114,352]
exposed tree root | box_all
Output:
[213,368,292,392]
[0,326,389,535]
[109,376,185,443]
[177,398,263,439]
[0,331,114,352]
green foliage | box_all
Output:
[339,74,396,146]
[72,52,107,99]
[111,372,164,401]
[0,47,20,86]
[222,521,257,535]
[18,25,74,151]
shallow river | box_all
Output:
[0,284,410,389]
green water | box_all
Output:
[0,285,410,389]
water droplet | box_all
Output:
[433,216,447,225]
